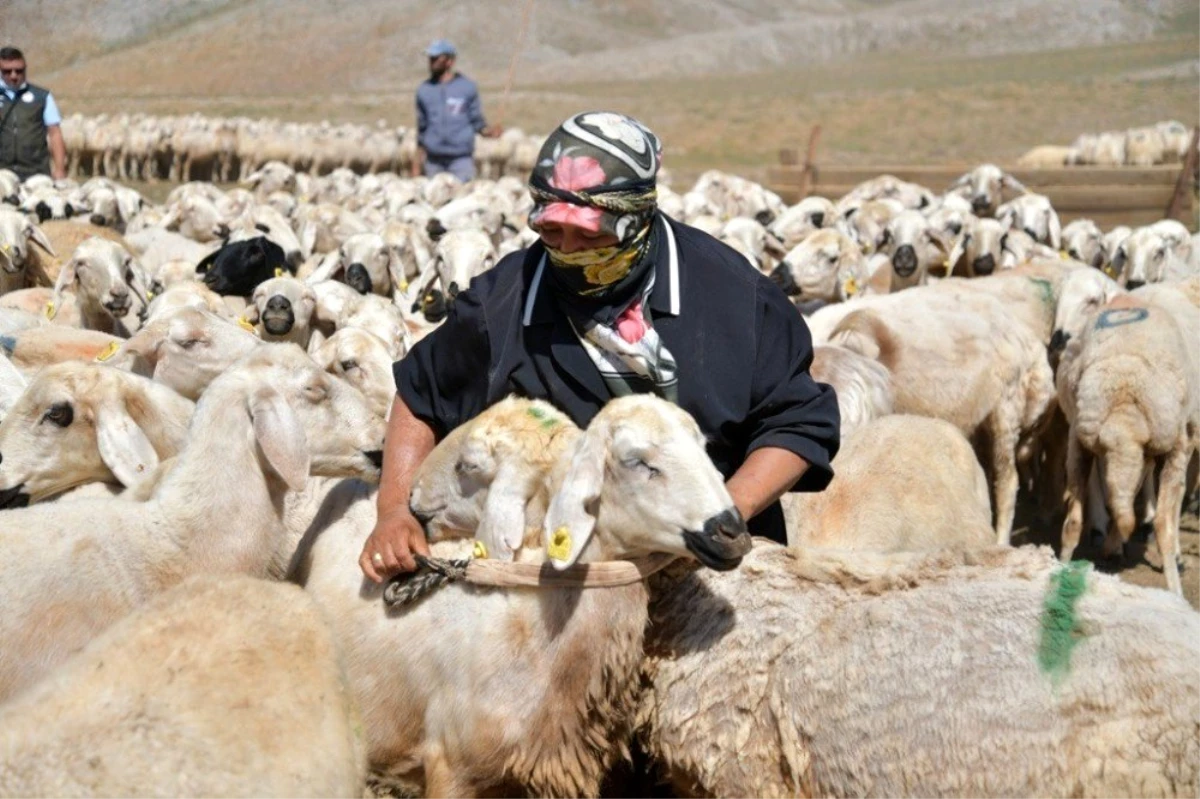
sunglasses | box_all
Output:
[0,67,25,75]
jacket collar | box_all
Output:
[523,214,680,327]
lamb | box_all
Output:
[299,394,752,797]
[0,325,123,372]
[0,362,193,505]
[0,574,365,798]
[1015,145,1076,169]
[783,414,993,552]
[808,344,893,437]
[828,289,1055,544]
[195,236,292,297]
[717,217,772,274]
[1057,293,1198,595]
[637,542,1199,798]
[51,237,150,336]
[425,227,496,301]
[306,232,402,296]
[947,163,1027,217]
[0,344,386,703]
[875,209,954,290]
[310,327,396,421]
[244,276,317,347]
[767,196,836,251]
[124,227,216,274]
[996,192,1062,250]
[142,280,229,322]
[947,215,1006,277]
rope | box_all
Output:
[382,552,676,608]
[493,0,537,130]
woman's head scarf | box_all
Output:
[528,112,662,299]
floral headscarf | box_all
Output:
[528,112,662,298]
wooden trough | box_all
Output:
[770,128,1200,231]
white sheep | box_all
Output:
[0,343,386,702]
[0,325,123,372]
[0,574,365,797]
[1057,292,1198,595]
[299,394,752,797]
[1113,220,1198,289]
[51,237,149,336]
[0,207,56,292]
[118,307,260,400]
[0,362,193,504]
[638,542,1199,798]
[876,209,954,291]
[1060,218,1105,269]
[783,414,992,552]
[996,192,1062,250]
[946,163,1027,217]
[310,327,397,421]
[808,344,893,437]
[244,275,317,347]
[772,229,870,304]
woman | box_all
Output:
[360,111,839,581]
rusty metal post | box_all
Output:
[798,125,822,199]
[1165,126,1199,226]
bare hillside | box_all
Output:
[14,0,1195,94]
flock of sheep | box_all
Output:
[0,138,1197,797]
[1016,118,1195,168]
[58,112,545,183]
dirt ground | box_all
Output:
[1012,498,1200,610]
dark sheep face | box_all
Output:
[196,237,289,297]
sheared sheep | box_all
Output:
[947,163,1027,217]
[996,193,1062,250]
[118,307,260,400]
[771,229,869,304]
[637,542,1199,798]
[0,574,366,798]
[244,276,317,347]
[808,344,892,437]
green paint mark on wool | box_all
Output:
[526,405,559,429]
[1028,277,1055,309]
[1038,560,1091,683]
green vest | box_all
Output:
[0,84,52,180]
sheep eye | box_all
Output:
[621,457,660,477]
[303,383,328,402]
[178,339,199,350]
[42,402,73,427]
[339,359,359,372]
[125,268,134,285]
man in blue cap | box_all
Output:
[413,39,501,183]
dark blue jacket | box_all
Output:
[415,73,486,158]
[394,215,841,543]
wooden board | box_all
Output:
[767,165,1182,190]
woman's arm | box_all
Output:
[359,394,437,582]
[726,446,811,522]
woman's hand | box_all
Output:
[359,507,430,583]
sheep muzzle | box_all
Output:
[891,244,918,277]
[345,263,373,295]
[262,296,295,335]
[684,507,750,571]
[0,482,30,509]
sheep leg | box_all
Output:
[1154,444,1188,596]
[1085,460,1109,540]
[988,412,1021,546]
[1138,462,1157,527]
[423,746,469,798]
[1061,434,1092,562]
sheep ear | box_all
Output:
[386,245,410,296]
[1001,174,1028,194]
[543,424,608,570]
[476,459,531,561]
[1046,211,1062,250]
[96,398,160,488]
[248,387,309,491]
[306,251,341,284]
[242,301,261,324]
[26,224,56,257]
[52,257,78,301]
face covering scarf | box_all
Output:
[527,112,678,401]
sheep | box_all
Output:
[809,344,893,437]
[307,232,402,296]
[1113,221,1198,289]
[195,236,293,297]
[0,208,56,292]
[947,163,1027,217]
[118,307,261,400]
[425,227,496,301]
[310,327,396,421]
[0,325,123,372]
[836,198,902,255]
[0,343,386,703]
[1060,218,1106,269]
[244,276,317,347]
[0,574,365,798]
[1101,225,1133,279]
[1057,293,1198,595]
[839,175,934,212]
[996,192,1062,250]
[947,215,1006,277]
[1015,145,1076,169]
[637,542,1199,798]
[783,414,992,552]
[0,363,193,506]
[51,237,150,336]
[876,209,954,290]
[142,280,229,322]
[299,394,751,797]
[124,226,216,273]
[718,217,772,274]
[0,351,26,422]
[767,196,836,251]
[828,289,1055,545]
[771,229,869,304]
[1124,126,1167,167]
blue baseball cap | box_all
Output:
[425,39,457,57]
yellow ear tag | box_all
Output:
[842,276,859,297]
[274,267,285,278]
[236,316,257,333]
[1103,265,1116,278]
[548,527,572,561]
[398,279,409,292]
[44,300,57,320]
[860,242,871,254]
[95,341,120,362]
[1058,250,1070,260]
[472,540,488,560]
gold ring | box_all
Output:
[371,552,384,565]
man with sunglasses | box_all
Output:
[0,46,66,181]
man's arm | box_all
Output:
[359,394,436,582]
[726,447,810,522]
[412,145,425,178]
[468,85,501,138]
[413,90,427,177]
[46,124,66,180]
